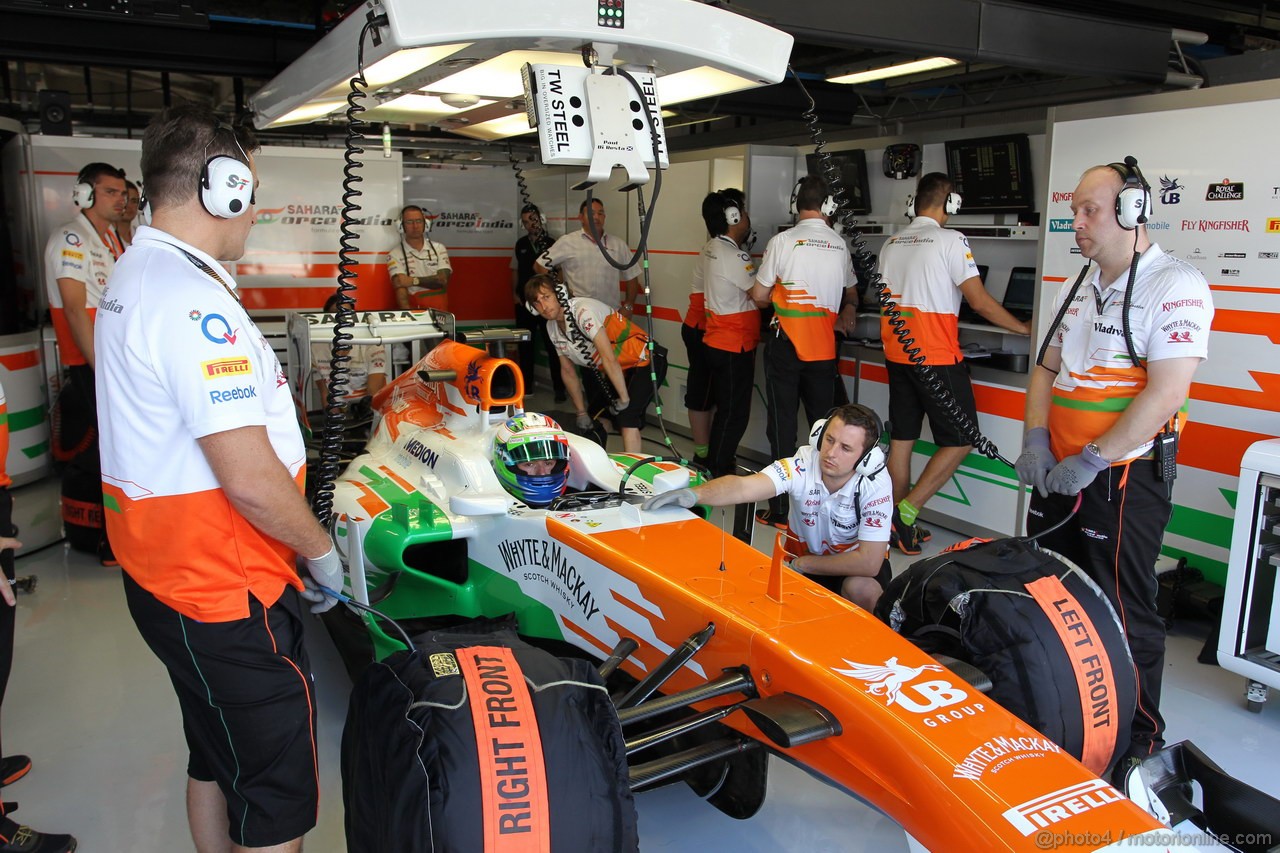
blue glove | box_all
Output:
[1045,449,1109,496]
[1014,427,1057,498]
[642,488,698,511]
[298,546,342,614]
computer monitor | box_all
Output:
[1002,267,1037,316]
[957,266,989,324]
[976,264,989,283]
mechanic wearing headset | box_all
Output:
[511,203,567,401]
[699,188,760,478]
[388,204,451,310]
[644,403,892,610]
[524,273,665,454]
[1016,161,1212,775]
[750,175,859,530]
[878,172,1031,556]
[95,106,339,853]
[44,160,128,567]
[535,197,642,316]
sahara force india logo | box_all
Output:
[835,657,985,726]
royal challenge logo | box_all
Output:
[1205,179,1245,201]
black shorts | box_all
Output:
[802,557,892,595]
[122,572,319,848]
[681,323,713,411]
[886,360,977,447]
[585,345,668,430]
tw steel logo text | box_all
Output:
[835,657,985,726]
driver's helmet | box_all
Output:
[493,413,572,506]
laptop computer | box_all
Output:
[957,265,989,324]
[1001,266,1037,323]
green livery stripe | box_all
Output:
[9,406,45,432]
[103,492,122,514]
[21,441,48,459]
[1220,488,1237,511]
[773,305,831,319]
[1166,504,1233,552]
[1051,395,1134,413]
[1160,545,1227,587]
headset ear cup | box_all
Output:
[905,194,916,219]
[724,205,741,226]
[946,192,962,215]
[72,182,95,209]
[200,156,253,219]
[525,301,538,315]
[809,418,828,450]
[820,196,838,217]
[1115,185,1149,230]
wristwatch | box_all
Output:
[1083,442,1109,464]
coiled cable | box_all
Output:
[789,66,1011,468]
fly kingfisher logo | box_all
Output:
[1205,179,1244,201]
[1159,175,1183,205]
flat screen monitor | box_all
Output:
[944,133,1035,214]
[1002,267,1037,314]
[958,265,990,324]
[806,150,871,215]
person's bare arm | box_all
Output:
[749,279,774,307]
[794,544,884,578]
[561,356,588,417]
[1023,346,1060,431]
[959,277,1031,335]
[690,471,778,507]
[58,277,95,368]
[197,426,331,559]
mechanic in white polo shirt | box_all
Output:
[535,197,641,315]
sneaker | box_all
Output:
[891,509,922,556]
[0,758,29,789]
[915,523,932,542]
[0,818,76,853]
[754,509,789,530]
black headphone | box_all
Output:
[1108,156,1152,230]
[808,403,887,479]
[199,124,254,219]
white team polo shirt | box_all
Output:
[754,218,855,361]
[877,216,979,364]
[44,216,121,366]
[543,230,640,310]
[95,225,306,621]
[386,239,451,296]
[761,444,893,556]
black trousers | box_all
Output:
[514,303,565,396]
[1027,457,1171,757]
[0,487,13,757]
[762,332,836,515]
[705,346,755,477]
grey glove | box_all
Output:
[642,488,698,511]
[1045,449,1109,497]
[1014,427,1057,498]
[575,412,594,431]
[609,397,631,415]
[298,546,342,614]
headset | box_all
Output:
[1108,156,1152,230]
[789,178,838,218]
[520,202,548,229]
[808,403,887,479]
[398,205,433,234]
[905,190,962,219]
[72,166,96,209]
[199,125,255,219]
[524,277,572,317]
[724,200,741,227]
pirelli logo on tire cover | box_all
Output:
[458,646,552,852]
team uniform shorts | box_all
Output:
[886,360,977,448]
[122,572,319,848]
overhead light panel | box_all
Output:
[827,57,962,85]
[365,44,472,88]
[656,67,759,106]
[364,93,498,122]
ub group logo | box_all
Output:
[1158,175,1183,205]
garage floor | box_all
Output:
[5,418,1278,851]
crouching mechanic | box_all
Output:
[643,403,892,609]
[492,413,573,507]
[94,106,340,853]
[524,273,666,454]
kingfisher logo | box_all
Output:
[1051,191,1073,204]
[1205,179,1244,201]
[201,314,239,345]
[202,357,252,379]
[1048,219,1073,232]
[1003,779,1124,836]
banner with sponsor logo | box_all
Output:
[1043,84,1280,583]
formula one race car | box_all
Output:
[319,330,1217,853]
